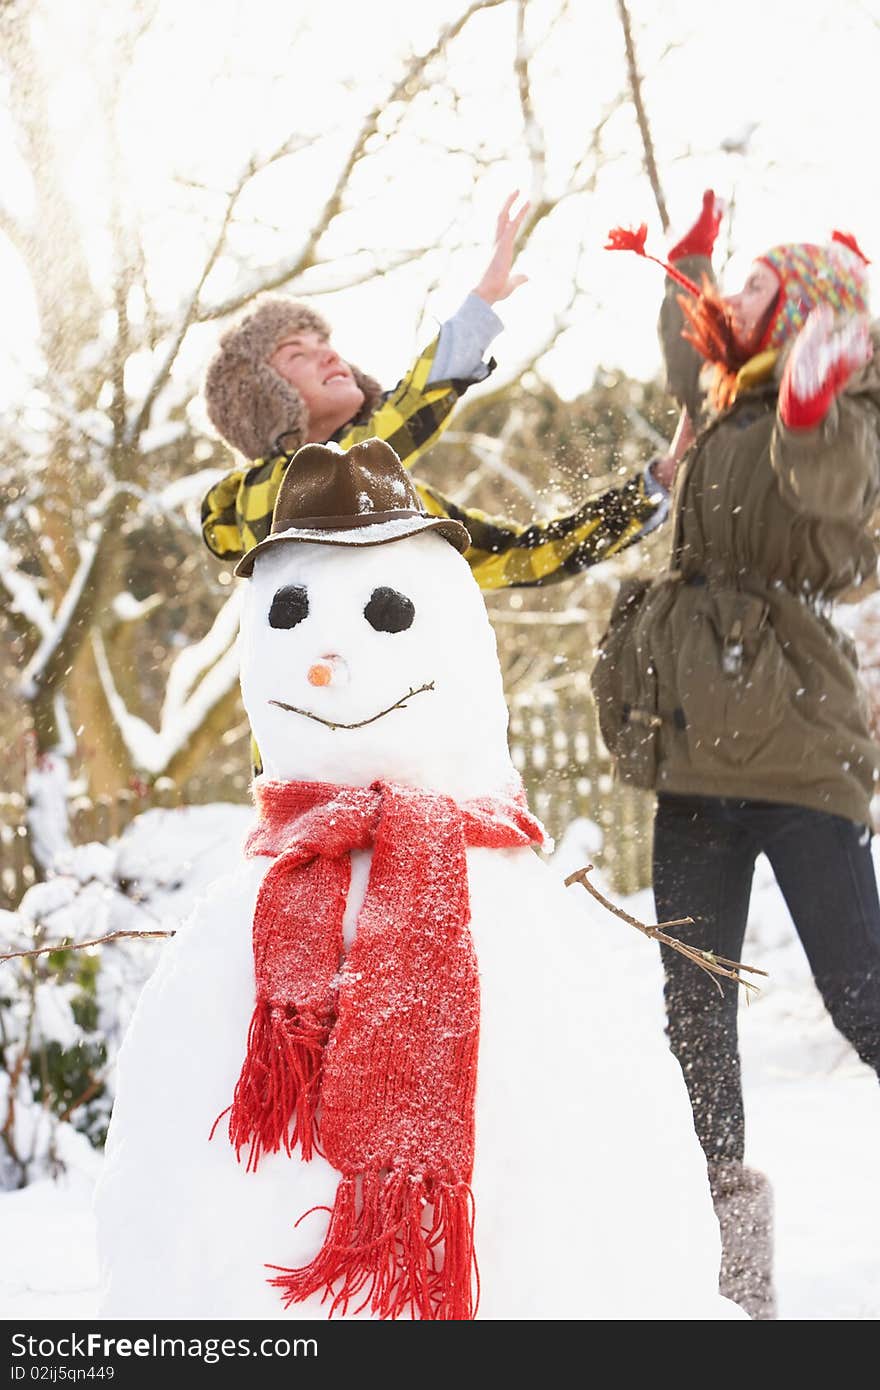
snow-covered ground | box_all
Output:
[1,806,878,1321]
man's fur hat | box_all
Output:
[203,296,382,461]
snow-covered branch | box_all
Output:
[0,541,53,640]
[85,473,214,541]
[127,160,257,446]
[19,534,101,700]
[160,590,242,731]
[156,469,225,533]
[91,594,242,778]
[196,0,510,324]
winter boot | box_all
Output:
[707,1160,778,1320]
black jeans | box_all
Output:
[653,793,880,1164]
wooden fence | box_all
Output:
[509,677,654,894]
[0,690,654,911]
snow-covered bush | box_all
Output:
[0,804,252,1189]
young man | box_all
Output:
[201,195,680,588]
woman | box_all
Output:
[596,192,880,1319]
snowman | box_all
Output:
[95,439,744,1320]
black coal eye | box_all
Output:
[364,586,415,633]
[269,584,309,629]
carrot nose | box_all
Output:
[308,662,333,687]
[307,655,348,688]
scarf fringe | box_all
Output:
[228,1001,328,1168]
[270,1172,478,1321]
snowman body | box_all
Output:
[96,531,742,1320]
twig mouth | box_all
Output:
[269,681,435,731]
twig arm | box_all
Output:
[1,929,175,964]
[564,864,766,995]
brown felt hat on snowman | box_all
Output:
[234,437,469,577]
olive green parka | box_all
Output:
[592,254,880,825]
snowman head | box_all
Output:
[236,440,519,797]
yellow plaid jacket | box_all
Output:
[201,336,661,589]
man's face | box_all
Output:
[723,261,780,355]
[269,331,365,442]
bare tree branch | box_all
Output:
[195,0,511,322]
[570,90,627,186]
[172,134,320,205]
[452,276,583,428]
[615,0,669,232]
[126,159,257,445]
[128,126,348,442]
[131,230,161,351]
[855,0,880,30]
[123,0,514,450]
[273,245,432,297]
[515,0,547,210]
[485,606,590,625]
[507,98,626,260]
[593,368,669,452]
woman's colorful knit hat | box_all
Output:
[758,234,871,350]
[605,219,872,412]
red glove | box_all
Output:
[778,305,873,431]
[668,189,724,263]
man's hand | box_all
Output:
[650,407,694,490]
[473,191,530,305]
[779,305,873,431]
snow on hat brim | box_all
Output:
[235,514,469,577]
[234,438,469,576]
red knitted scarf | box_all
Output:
[223,777,543,1321]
